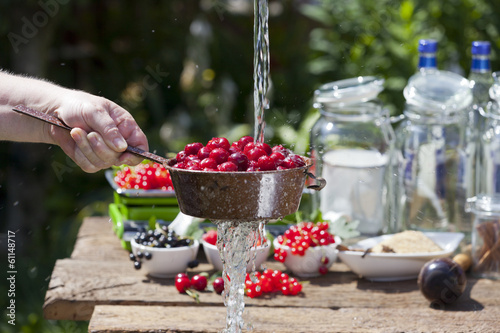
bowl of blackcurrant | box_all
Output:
[130,225,199,278]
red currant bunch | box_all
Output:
[114,162,174,190]
[273,221,335,263]
[172,136,306,172]
[244,269,303,298]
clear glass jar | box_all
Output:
[310,76,396,236]
[467,194,500,279]
[395,70,473,232]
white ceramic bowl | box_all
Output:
[202,239,270,272]
[273,236,341,278]
[337,232,464,281]
[131,238,199,278]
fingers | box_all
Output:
[80,103,129,153]
[70,128,121,173]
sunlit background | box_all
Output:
[1,0,499,331]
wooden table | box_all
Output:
[43,217,500,332]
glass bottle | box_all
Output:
[469,41,493,108]
[477,72,500,195]
[417,39,438,72]
[310,76,396,236]
[466,194,500,280]
[395,70,473,232]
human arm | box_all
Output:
[0,70,148,172]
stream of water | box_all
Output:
[253,0,270,143]
[216,1,270,332]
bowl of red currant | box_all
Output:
[165,136,324,221]
[130,225,199,278]
[273,221,341,278]
[201,229,270,272]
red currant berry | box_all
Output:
[318,265,328,275]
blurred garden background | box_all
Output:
[1,0,499,331]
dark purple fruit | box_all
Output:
[418,257,466,306]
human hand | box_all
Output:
[49,90,148,173]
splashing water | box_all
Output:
[215,220,266,333]
[253,0,270,143]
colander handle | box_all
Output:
[305,171,326,191]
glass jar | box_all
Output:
[467,194,500,280]
[310,76,396,236]
[477,71,500,195]
[395,70,473,233]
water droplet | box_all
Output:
[13,201,19,206]
[60,63,65,66]
[152,30,155,33]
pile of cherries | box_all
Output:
[172,136,306,172]
[114,162,174,190]
[273,221,336,274]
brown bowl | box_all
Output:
[165,157,324,221]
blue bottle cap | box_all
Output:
[418,39,438,53]
[472,41,490,55]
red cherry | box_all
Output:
[255,142,272,156]
[176,150,187,162]
[176,273,189,280]
[269,152,285,166]
[243,142,257,155]
[318,265,328,275]
[217,161,238,172]
[209,148,229,165]
[200,158,218,170]
[288,154,306,167]
[239,136,254,147]
[197,146,212,159]
[175,276,191,293]
[184,142,203,156]
[228,152,249,171]
[207,137,230,151]
[191,274,208,291]
[272,145,289,157]
[213,277,225,294]
[257,155,276,171]
[246,147,267,161]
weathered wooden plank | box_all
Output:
[88,304,500,333]
[43,254,499,322]
[71,217,125,261]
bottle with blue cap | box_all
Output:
[417,39,438,72]
[469,41,494,107]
